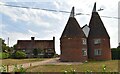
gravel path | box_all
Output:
[8,58,55,72]
[7,58,82,72]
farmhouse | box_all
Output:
[60,3,111,62]
[16,37,55,58]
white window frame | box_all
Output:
[94,49,102,56]
[68,38,72,40]
[94,39,101,44]
[82,38,87,45]
[82,48,87,56]
[22,49,26,52]
[48,49,52,50]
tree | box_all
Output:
[13,44,17,50]
[0,38,10,52]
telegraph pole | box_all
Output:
[7,37,9,46]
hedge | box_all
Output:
[0,52,10,59]
[11,51,26,59]
[111,48,120,60]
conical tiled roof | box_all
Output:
[60,7,86,39]
[88,3,110,38]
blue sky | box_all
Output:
[0,0,119,54]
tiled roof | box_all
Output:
[16,37,55,49]
[88,12,110,38]
[60,17,86,39]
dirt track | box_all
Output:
[8,58,82,72]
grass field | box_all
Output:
[0,58,47,65]
[26,60,119,72]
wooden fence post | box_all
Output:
[6,65,8,72]
[30,63,32,67]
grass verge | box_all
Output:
[26,60,119,72]
[0,58,48,65]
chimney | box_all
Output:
[53,36,55,51]
[31,37,35,40]
[53,36,55,41]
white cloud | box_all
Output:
[28,29,38,35]
[53,1,60,9]
[0,1,6,5]
[0,0,53,2]
[0,4,65,28]
[0,23,6,29]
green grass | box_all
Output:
[0,58,47,65]
[26,60,119,72]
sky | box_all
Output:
[0,0,119,54]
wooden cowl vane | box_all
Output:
[60,7,88,62]
[88,2,111,60]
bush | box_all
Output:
[13,64,26,72]
[0,52,10,59]
[111,48,120,60]
[11,51,26,59]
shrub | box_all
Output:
[13,64,26,72]
[63,68,76,74]
[0,52,10,59]
[53,54,59,58]
[0,65,7,72]
[11,51,26,59]
[111,48,120,60]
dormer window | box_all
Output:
[94,39,101,44]
[82,38,87,45]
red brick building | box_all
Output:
[16,37,55,58]
[60,7,88,62]
[87,3,111,60]
[60,3,111,62]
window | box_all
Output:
[94,39,101,44]
[22,50,25,52]
[68,38,72,39]
[82,38,87,45]
[94,49,102,55]
[48,49,52,50]
[45,50,48,52]
[82,49,87,56]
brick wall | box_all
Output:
[60,37,88,62]
[88,37,111,60]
